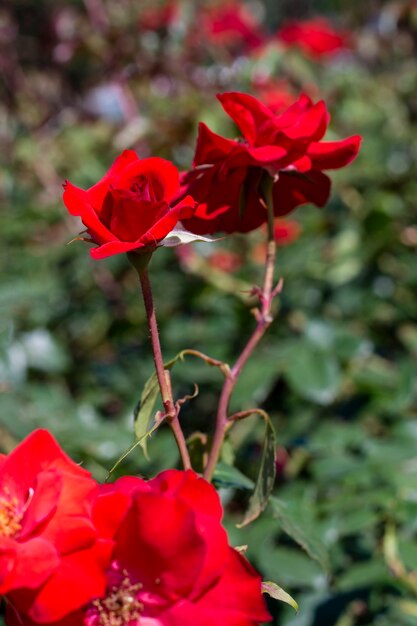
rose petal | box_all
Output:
[307,135,362,169]
[217,92,274,146]
[63,182,116,245]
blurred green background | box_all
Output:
[2,0,417,624]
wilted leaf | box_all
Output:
[262,581,299,612]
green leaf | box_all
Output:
[262,581,299,612]
[270,497,330,573]
[134,350,228,458]
[238,412,276,527]
[213,462,254,490]
[133,372,160,459]
[133,354,183,457]
[284,342,341,405]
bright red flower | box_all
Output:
[63,151,196,260]
[9,470,270,626]
[277,17,351,59]
[0,430,98,597]
[180,91,361,234]
[6,480,129,624]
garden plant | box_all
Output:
[1,1,417,625]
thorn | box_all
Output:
[272,277,284,296]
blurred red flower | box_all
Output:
[8,470,270,626]
[207,249,243,272]
[199,1,264,53]
[252,79,296,114]
[63,151,196,260]
[277,17,351,59]
[180,91,361,235]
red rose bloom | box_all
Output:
[277,18,351,59]
[9,470,270,626]
[180,91,361,234]
[63,151,196,259]
[0,430,99,596]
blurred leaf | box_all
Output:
[284,342,341,405]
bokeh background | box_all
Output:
[2,1,417,624]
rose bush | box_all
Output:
[0,430,104,603]
[179,91,361,234]
[8,470,270,626]
[63,151,196,259]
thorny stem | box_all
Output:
[203,177,279,481]
[137,264,191,470]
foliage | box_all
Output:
[1,1,417,625]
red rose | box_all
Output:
[0,430,99,596]
[179,91,361,234]
[3,446,129,626]
[277,18,351,59]
[9,470,270,626]
[63,151,196,259]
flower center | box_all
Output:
[0,489,23,538]
[129,175,155,202]
[85,569,144,626]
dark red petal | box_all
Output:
[90,240,147,260]
[246,144,291,168]
[281,100,329,142]
[193,123,241,166]
[86,150,139,213]
[217,92,274,145]
[273,169,331,215]
[104,190,169,242]
[291,155,312,172]
[307,135,362,169]
[62,182,115,245]
[181,165,266,235]
[116,157,180,202]
[139,198,196,246]
[273,93,314,129]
